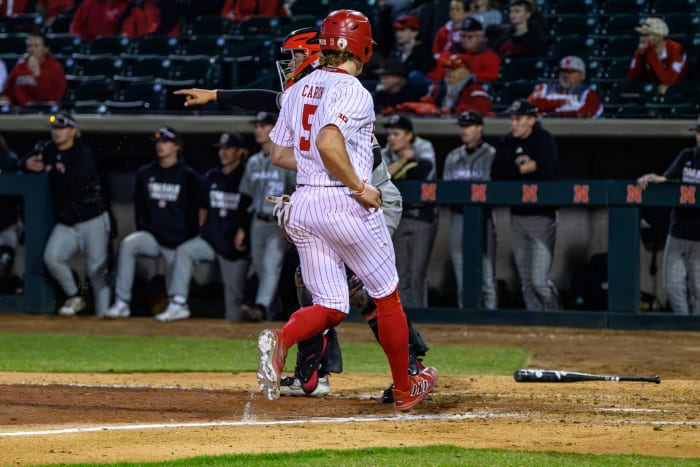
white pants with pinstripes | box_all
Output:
[285,186,399,313]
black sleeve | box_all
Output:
[405,159,434,180]
[491,140,519,180]
[663,150,689,181]
[216,89,281,112]
[532,131,559,180]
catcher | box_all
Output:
[174,27,429,403]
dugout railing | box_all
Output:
[393,179,700,331]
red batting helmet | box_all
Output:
[277,27,321,89]
[319,9,376,64]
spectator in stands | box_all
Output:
[69,0,129,42]
[159,132,253,322]
[445,17,501,84]
[637,118,700,315]
[382,115,438,308]
[0,134,22,294]
[0,33,66,107]
[23,113,112,316]
[422,52,494,116]
[104,127,203,319]
[372,58,427,115]
[527,55,603,118]
[389,13,435,85]
[491,99,560,311]
[468,0,502,29]
[433,0,470,58]
[120,0,179,38]
[238,112,296,322]
[443,111,497,309]
[496,0,546,58]
[221,0,288,24]
[627,17,688,95]
[35,0,74,27]
[0,0,29,16]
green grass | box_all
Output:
[39,446,700,466]
[0,333,528,374]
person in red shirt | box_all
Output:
[422,53,494,117]
[36,0,74,26]
[69,0,129,42]
[221,0,287,24]
[0,33,66,106]
[440,17,501,84]
[121,0,179,38]
[528,55,603,118]
[0,0,29,16]
[627,17,688,94]
[432,0,469,58]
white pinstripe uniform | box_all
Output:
[270,67,399,313]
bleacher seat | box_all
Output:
[106,79,164,113]
[73,78,116,102]
[224,34,278,64]
[646,81,700,118]
[650,0,698,14]
[178,35,226,56]
[597,35,638,60]
[86,36,130,55]
[289,0,332,16]
[604,81,656,116]
[237,16,291,36]
[46,33,84,56]
[548,35,596,61]
[72,100,108,114]
[660,13,696,36]
[493,80,535,111]
[119,54,171,79]
[129,35,179,56]
[0,33,28,54]
[546,0,596,15]
[47,12,73,34]
[598,0,647,15]
[279,15,320,36]
[0,53,21,71]
[598,14,642,36]
[2,14,43,33]
[70,54,123,78]
[153,78,197,111]
[17,101,61,114]
[547,14,597,38]
[592,58,631,83]
[168,55,220,86]
[185,15,235,36]
[499,57,548,82]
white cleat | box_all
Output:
[257,329,286,401]
[155,302,190,322]
[103,300,130,319]
[58,296,86,316]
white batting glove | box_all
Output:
[266,195,292,227]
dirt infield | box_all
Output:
[1,314,700,466]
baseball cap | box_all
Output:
[456,17,483,33]
[393,14,420,31]
[439,53,469,69]
[559,55,585,73]
[213,132,245,148]
[456,111,484,126]
[506,99,538,116]
[374,58,407,76]
[151,126,181,143]
[635,17,669,37]
[384,114,413,132]
[49,112,77,128]
[249,111,277,125]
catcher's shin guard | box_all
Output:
[294,328,343,394]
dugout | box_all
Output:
[1,115,698,330]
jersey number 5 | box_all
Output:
[299,104,318,152]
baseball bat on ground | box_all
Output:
[513,369,661,384]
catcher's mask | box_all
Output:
[319,9,376,64]
[277,27,321,90]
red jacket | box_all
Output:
[221,0,287,23]
[435,49,501,84]
[528,81,603,118]
[1,52,66,105]
[69,0,129,42]
[627,39,688,86]
[0,0,29,16]
[432,21,462,57]
[423,79,494,117]
[121,0,179,38]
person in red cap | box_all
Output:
[389,14,435,85]
[422,53,494,116]
[440,16,501,84]
[627,17,687,94]
[527,55,603,118]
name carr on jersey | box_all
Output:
[301,84,325,99]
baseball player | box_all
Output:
[104,127,203,319]
[159,132,253,321]
[175,27,431,403]
[442,111,497,309]
[22,113,111,316]
[637,117,700,315]
[258,9,438,411]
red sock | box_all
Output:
[279,304,346,348]
[373,288,410,392]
